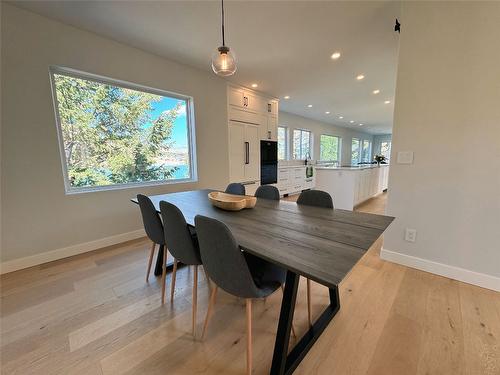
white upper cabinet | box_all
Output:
[227,86,279,142]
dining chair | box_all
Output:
[296,189,334,326]
[195,215,283,375]
[137,194,170,283]
[160,200,207,337]
[225,182,246,195]
[296,189,334,209]
[255,185,280,200]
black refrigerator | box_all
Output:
[260,140,278,185]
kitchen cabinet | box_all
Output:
[260,115,278,141]
[229,121,260,184]
[315,165,390,210]
[228,86,266,113]
[276,166,315,196]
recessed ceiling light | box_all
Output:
[330,52,341,60]
[325,111,330,114]
[307,104,313,108]
[359,123,364,126]
[356,74,365,80]
[384,100,391,104]
[251,83,258,88]
[284,95,290,99]
[372,89,380,94]
[339,116,344,119]
[350,120,355,123]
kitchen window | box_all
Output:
[293,129,311,160]
[277,126,288,160]
[319,134,340,163]
[50,66,197,194]
[351,138,361,164]
[361,140,372,162]
[380,141,391,160]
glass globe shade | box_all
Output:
[211,46,237,76]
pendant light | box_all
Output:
[211,0,237,76]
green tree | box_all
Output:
[320,135,339,161]
[54,75,180,187]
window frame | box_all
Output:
[49,66,198,195]
[380,141,392,160]
[351,137,361,165]
[319,134,341,163]
[292,128,312,160]
[361,139,372,163]
[277,125,289,160]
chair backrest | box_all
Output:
[137,194,164,245]
[224,183,246,195]
[160,201,201,265]
[255,185,280,200]
[195,215,259,298]
[296,190,334,209]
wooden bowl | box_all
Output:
[208,191,257,211]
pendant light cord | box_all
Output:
[221,0,225,46]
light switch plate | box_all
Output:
[397,151,414,164]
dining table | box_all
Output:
[131,188,394,375]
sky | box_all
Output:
[149,96,189,150]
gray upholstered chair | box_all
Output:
[255,185,280,200]
[195,215,282,375]
[296,189,334,209]
[225,182,246,195]
[160,201,204,336]
[297,189,334,326]
[137,194,169,282]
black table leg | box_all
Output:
[154,245,165,276]
[270,271,341,375]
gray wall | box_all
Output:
[279,111,374,165]
[384,2,500,282]
[1,4,230,263]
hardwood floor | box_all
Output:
[1,192,499,374]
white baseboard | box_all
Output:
[380,248,500,292]
[0,229,146,275]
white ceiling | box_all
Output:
[13,1,401,134]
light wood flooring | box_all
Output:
[1,193,499,374]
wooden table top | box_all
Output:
[132,189,394,288]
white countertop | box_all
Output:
[315,164,390,171]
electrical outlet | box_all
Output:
[405,228,417,243]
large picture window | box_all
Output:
[277,126,288,160]
[380,141,391,160]
[361,140,372,162]
[319,135,340,163]
[293,129,311,160]
[351,138,360,165]
[50,67,196,193]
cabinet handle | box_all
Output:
[268,103,272,113]
[268,130,271,139]
[243,96,248,107]
[245,142,249,164]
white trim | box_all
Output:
[381,248,500,292]
[0,229,146,275]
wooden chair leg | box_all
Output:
[307,278,312,327]
[161,248,168,305]
[201,286,218,340]
[170,259,178,302]
[246,299,252,375]
[146,242,156,282]
[202,266,212,291]
[192,265,198,337]
[280,285,297,338]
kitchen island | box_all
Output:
[315,164,389,210]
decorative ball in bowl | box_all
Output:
[208,191,257,211]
